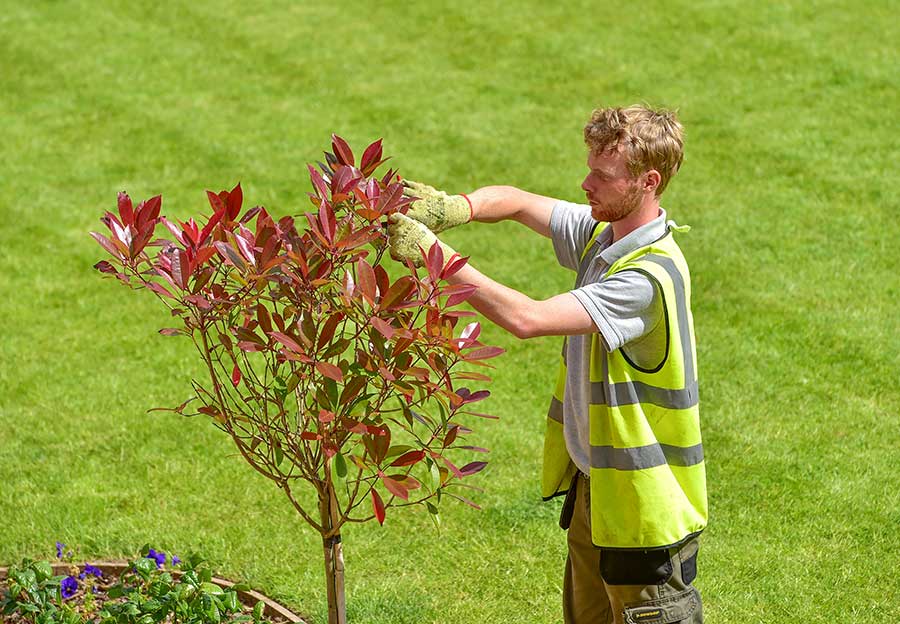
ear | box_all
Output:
[642,169,661,194]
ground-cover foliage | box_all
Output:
[1,544,275,624]
[90,137,501,623]
[1,1,898,623]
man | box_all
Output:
[388,105,707,624]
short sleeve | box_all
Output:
[570,271,663,353]
[549,200,600,271]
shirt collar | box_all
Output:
[598,208,668,265]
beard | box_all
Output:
[590,182,644,223]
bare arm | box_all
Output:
[466,186,558,238]
[446,261,597,339]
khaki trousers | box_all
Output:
[562,472,703,624]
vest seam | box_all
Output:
[613,267,671,374]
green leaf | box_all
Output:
[135,556,156,576]
[222,591,239,612]
[33,561,53,582]
[201,582,224,595]
[274,442,284,468]
[430,461,441,491]
[334,452,348,478]
[253,601,265,623]
[426,501,439,515]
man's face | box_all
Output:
[581,148,644,223]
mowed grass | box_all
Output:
[1,1,898,622]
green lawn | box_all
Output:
[1,1,898,622]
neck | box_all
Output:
[611,198,661,242]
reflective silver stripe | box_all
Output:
[640,254,695,387]
[661,442,704,467]
[591,442,704,471]
[590,379,699,409]
[548,397,564,423]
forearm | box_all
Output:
[445,261,536,339]
[444,260,599,339]
[466,186,556,237]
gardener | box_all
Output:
[387,105,706,624]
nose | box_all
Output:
[581,176,591,193]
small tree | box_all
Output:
[91,136,502,624]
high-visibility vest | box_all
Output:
[542,224,707,549]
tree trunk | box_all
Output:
[320,473,346,624]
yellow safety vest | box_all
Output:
[542,224,707,549]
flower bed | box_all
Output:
[0,546,305,623]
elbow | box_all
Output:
[509,306,541,340]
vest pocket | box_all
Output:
[599,548,673,586]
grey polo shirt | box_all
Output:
[549,200,671,475]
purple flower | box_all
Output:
[81,564,103,578]
[60,576,78,599]
[146,548,166,568]
[56,542,65,559]
[171,555,181,566]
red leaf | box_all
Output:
[256,304,272,334]
[375,182,403,215]
[442,457,464,479]
[315,361,344,382]
[445,491,482,510]
[445,283,478,307]
[381,474,409,500]
[371,489,386,525]
[462,411,500,420]
[90,231,124,260]
[308,164,330,198]
[269,331,304,353]
[370,316,395,340]
[464,346,505,361]
[93,260,116,274]
[373,264,390,299]
[390,450,425,467]
[158,328,180,336]
[231,365,241,387]
[442,253,469,279]
[331,134,355,166]
[380,276,416,310]
[317,313,344,350]
[142,195,162,223]
[360,139,383,175]
[214,241,247,270]
[117,192,134,226]
[356,258,376,304]
[300,431,320,441]
[235,231,256,265]
[147,282,174,298]
[207,190,225,214]
[459,461,488,476]
[460,322,481,341]
[199,209,223,244]
[318,200,336,243]
[227,182,243,220]
[426,240,444,279]
[443,425,459,448]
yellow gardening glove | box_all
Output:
[401,179,472,233]
[387,213,457,268]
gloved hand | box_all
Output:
[401,179,472,233]
[387,213,456,268]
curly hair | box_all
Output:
[583,105,684,196]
